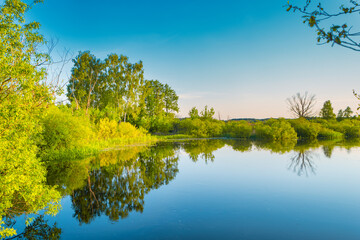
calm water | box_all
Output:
[12,140,360,239]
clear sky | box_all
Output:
[28,0,360,119]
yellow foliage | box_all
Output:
[98,118,119,140]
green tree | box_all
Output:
[0,0,61,238]
[66,51,104,115]
[343,106,353,118]
[104,54,144,122]
[319,100,336,119]
[164,84,179,114]
[144,80,166,118]
[337,109,344,120]
[189,107,199,119]
[200,105,215,120]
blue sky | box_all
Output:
[29,0,360,118]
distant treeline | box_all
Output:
[161,105,360,141]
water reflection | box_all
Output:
[5,139,360,238]
[45,140,360,224]
[288,150,316,177]
[4,216,61,240]
[60,144,180,224]
[182,140,226,163]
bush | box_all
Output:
[223,121,252,138]
[344,125,360,139]
[254,122,273,140]
[98,118,149,140]
[98,118,119,140]
[255,119,297,141]
[289,118,320,140]
[149,115,176,134]
[178,118,224,138]
[40,106,95,152]
[317,127,343,139]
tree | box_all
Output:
[164,84,179,114]
[200,105,215,120]
[66,51,104,115]
[287,92,316,118]
[337,109,344,120]
[144,80,166,118]
[343,106,353,118]
[189,107,199,119]
[104,54,144,122]
[319,100,336,119]
[67,52,146,122]
[286,1,360,51]
[287,1,360,114]
[0,0,61,238]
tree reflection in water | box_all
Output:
[182,140,226,163]
[288,150,316,177]
[5,216,61,240]
[71,143,180,224]
[42,139,360,227]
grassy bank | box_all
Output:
[39,106,157,162]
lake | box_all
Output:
[9,140,360,239]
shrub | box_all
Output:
[118,122,148,138]
[98,118,119,140]
[255,119,297,141]
[344,125,360,139]
[40,106,95,152]
[289,118,320,140]
[317,128,343,139]
[206,120,225,137]
[178,118,225,138]
[149,115,176,134]
[223,121,252,138]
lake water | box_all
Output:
[10,140,360,239]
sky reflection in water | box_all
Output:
[13,140,360,239]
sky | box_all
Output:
[27,0,360,119]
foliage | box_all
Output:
[0,0,61,237]
[317,127,343,140]
[223,121,252,138]
[66,51,104,115]
[188,105,215,120]
[40,106,95,152]
[189,107,200,119]
[343,106,353,118]
[67,52,179,126]
[148,114,177,134]
[319,100,336,119]
[286,0,360,51]
[344,125,360,139]
[289,118,321,139]
[254,119,297,141]
[179,118,225,138]
[200,105,215,120]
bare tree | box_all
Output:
[288,150,316,177]
[287,92,316,118]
